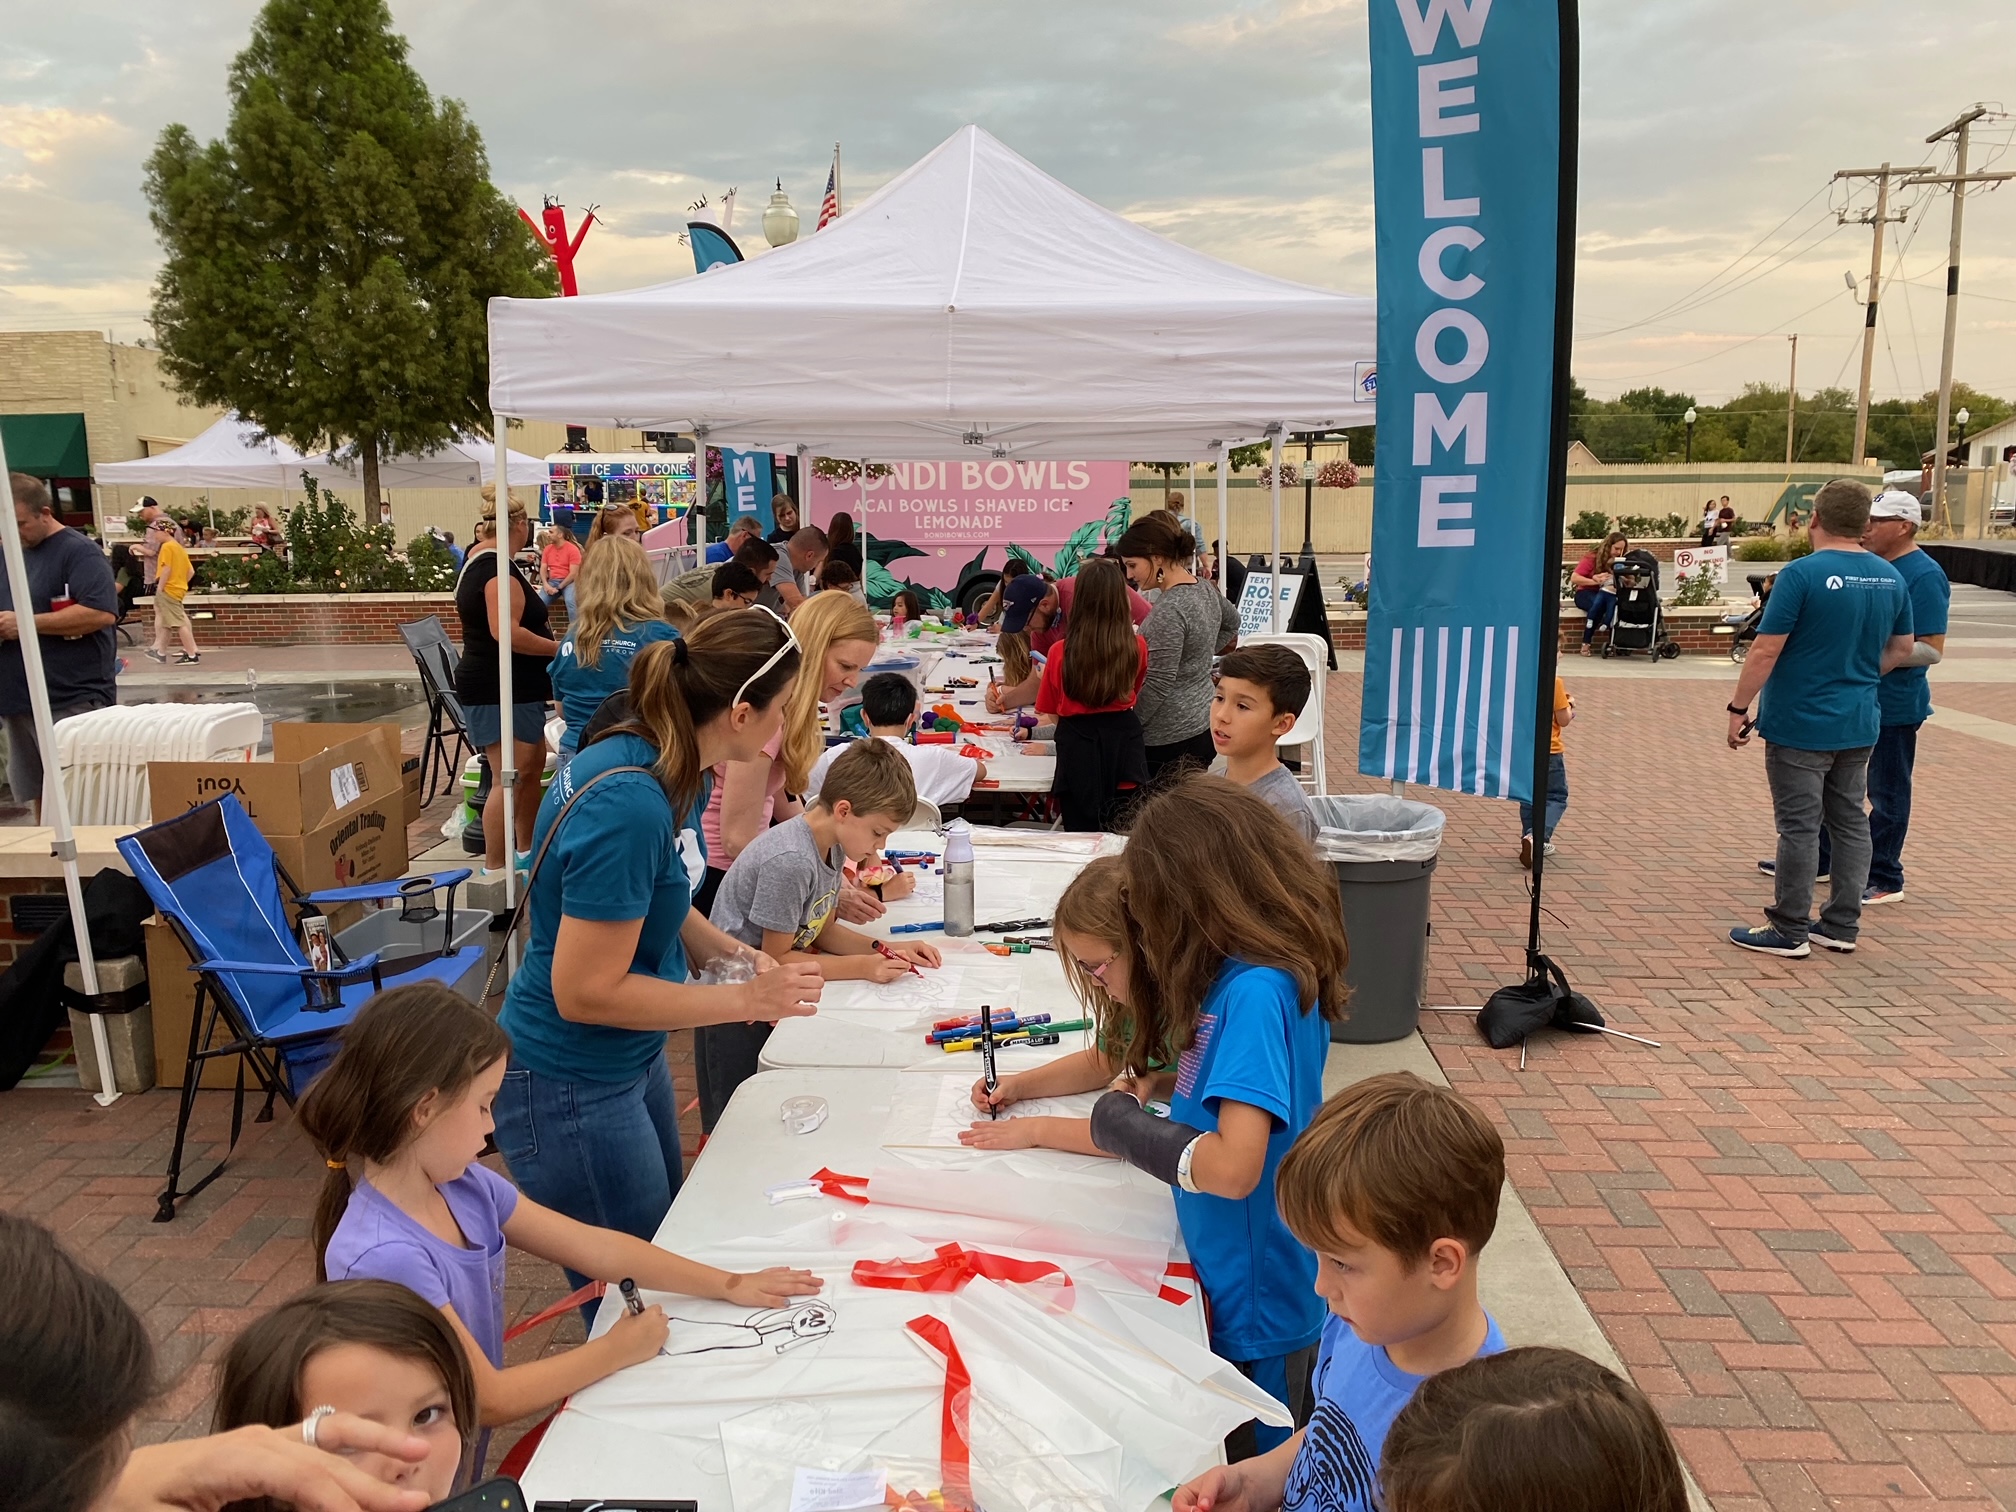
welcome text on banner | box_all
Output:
[1358,0,1565,804]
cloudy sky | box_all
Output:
[3,0,2012,403]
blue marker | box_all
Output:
[888,920,943,934]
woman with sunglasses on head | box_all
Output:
[693,592,879,1131]
[491,609,825,1246]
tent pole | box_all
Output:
[493,416,518,951]
[0,438,115,1105]
[1268,427,1284,632]
[1215,444,1228,595]
[859,458,871,603]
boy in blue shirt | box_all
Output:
[1171,1072,1506,1512]
[1725,479,1918,957]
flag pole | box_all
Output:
[834,142,843,217]
[1523,0,1581,968]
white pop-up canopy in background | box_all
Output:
[483,123,1378,945]
[94,412,547,494]
[488,125,1376,461]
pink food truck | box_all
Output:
[807,458,1135,615]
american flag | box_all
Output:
[817,152,840,230]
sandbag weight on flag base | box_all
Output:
[0,440,115,1103]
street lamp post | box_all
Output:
[1956,405,1972,464]
[1684,406,1697,464]
[762,180,800,247]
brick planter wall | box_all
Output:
[1325,605,1735,656]
[159,593,577,647]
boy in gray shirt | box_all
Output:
[1208,645,1319,843]
[711,737,944,978]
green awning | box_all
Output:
[0,413,89,477]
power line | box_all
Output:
[1577,183,1833,339]
[1593,289,1857,385]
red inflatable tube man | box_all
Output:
[518,194,597,297]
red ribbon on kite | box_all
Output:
[906,1315,975,1512]
[854,1242,1070,1296]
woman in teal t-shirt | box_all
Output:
[494,609,825,1255]
[549,536,681,763]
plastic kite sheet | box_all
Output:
[882,1079,1094,1151]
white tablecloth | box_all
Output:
[762,827,1109,1074]
[869,637,1054,795]
[519,1068,1230,1508]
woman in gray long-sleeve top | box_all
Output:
[1115,513,1241,780]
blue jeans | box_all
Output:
[492,1054,683,1296]
[1518,752,1569,841]
[1817,721,1918,892]
[1574,587,1615,643]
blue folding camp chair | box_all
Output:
[119,794,484,1222]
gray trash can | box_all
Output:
[333,906,493,1003]
[1310,796,1445,1044]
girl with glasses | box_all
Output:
[963,774,1349,1457]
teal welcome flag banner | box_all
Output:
[1358,0,1578,804]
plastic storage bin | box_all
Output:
[332,906,492,1004]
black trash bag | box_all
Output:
[0,868,156,1091]
[1476,953,1605,1050]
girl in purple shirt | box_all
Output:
[300,985,822,1432]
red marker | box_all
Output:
[873,939,922,977]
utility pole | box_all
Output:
[1784,334,1798,466]
[1905,108,2014,523]
[1833,163,1930,467]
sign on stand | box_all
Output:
[1670,544,1728,588]
[1237,572,1304,639]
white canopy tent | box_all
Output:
[490,125,1375,461]
[481,124,1377,946]
[95,412,546,494]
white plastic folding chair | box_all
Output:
[1241,632,1329,795]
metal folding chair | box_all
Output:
[400,616,474,806]
[118,795,481,1222]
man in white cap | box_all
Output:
[1756,489,1947,905]
[1725,479,1917,957]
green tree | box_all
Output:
[144,0,555,512]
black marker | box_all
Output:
[619,1278,644,1315]
[980,1006,1000,1119]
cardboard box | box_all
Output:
[144,724,412,1088]
[149,723,409,893]
[146,916,236,1090]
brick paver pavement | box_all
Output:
[4,615,2015,1507]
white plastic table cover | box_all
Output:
[841,637,1054,795]
[760,826,1110,1073]
[519,1068,1282,1510]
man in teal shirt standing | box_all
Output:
[1782,489,1948,905]
[1724,480,1916,957]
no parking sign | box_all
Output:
[1671,544,1728,587]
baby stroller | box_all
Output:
[1601,549,1680,660]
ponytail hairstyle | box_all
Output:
[567,536,667,668]
[1113,512,1199,578]
[297,985,510,1281]
[1112,773,1348,1074]
[1060,557,1138,710]
[0,1212,155,1512]
[996,627,1034,687]
[213,1280,477,1490]
[778,591,878,792]
[613,606,802,809]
